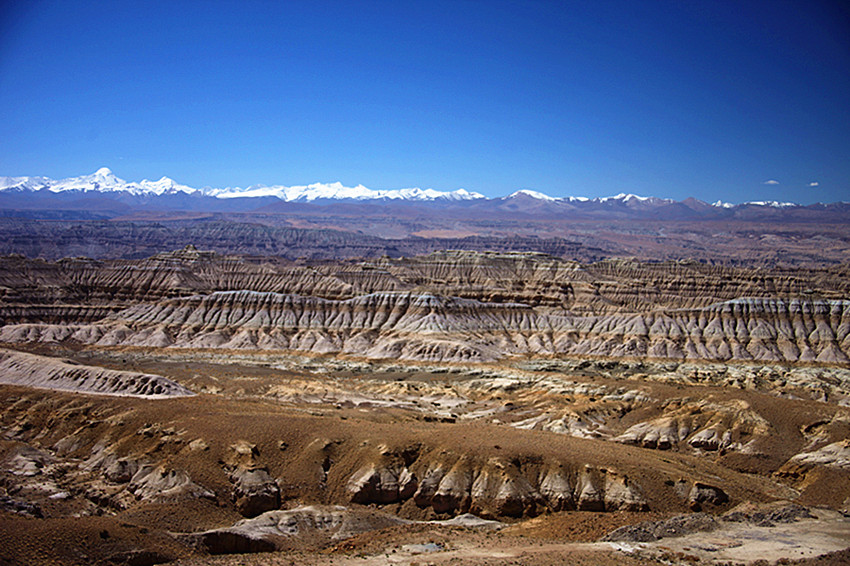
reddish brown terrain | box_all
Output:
[1,248,849,565]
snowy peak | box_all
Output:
[742,200,798,208]
[505,189,560,201]
[49,167,127,193]
[132,176,196,196]
[0,168,199,196]
[503,190,679,205]
[209,181,484,202]
[0,175,52,191]
[597,193,674,205]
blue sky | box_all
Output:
[1,0,848,203]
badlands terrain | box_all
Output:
[1,247,850,565]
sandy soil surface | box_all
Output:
[166,510,850,566]
[609,508,850,565]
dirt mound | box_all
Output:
[184,505,410,554]
[601,512,720,542]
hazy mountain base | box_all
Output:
[0,214,848,265]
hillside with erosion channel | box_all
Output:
[1,247,849,565]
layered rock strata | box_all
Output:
[2,250,849,317]
[0,348,193,397]
[344,449,647,517]
[4,291,849,364]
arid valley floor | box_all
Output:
[1,248,850,565]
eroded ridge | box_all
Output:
[0,348,193,398]
[2,251,850,365]
[4,290,850,364]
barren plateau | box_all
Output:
[1,248,849,565]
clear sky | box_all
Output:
[1,0,848,203]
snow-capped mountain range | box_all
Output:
[0,168,805,207]
[0,168,196,197]
[0,168,483,202]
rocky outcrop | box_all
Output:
[0,348,194,397]
[3,250,849,365]
[224,441,281,518]
[3,250,848,313]
[573,466,647,512]
[603,503,816,543]
[604,471,650,511]
[85,448,142,484]
[128,464,215,503]
[345,454,646,517]
[347,464,417,505]
[722,502,814,526]
[4,291,849,364]
[687,482,729,511]
[602,513,720,542]
[537,466,575,511]
[0,493,43,517]
[782,440,850,471]
[615,399,771,453]
[186,528,276,555]
[186,505,409,554]
[230,468,280,518]
[0,220,606,264]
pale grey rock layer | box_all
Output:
[3,292,849,364]
[0,348,194,397]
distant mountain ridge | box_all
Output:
[0,167,830,208]
[0,167,484,202]
[2,169,849,233]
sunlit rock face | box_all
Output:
[4,291,849,364]
[3,251,849,364]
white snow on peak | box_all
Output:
[597,193,676,204]
[0,170,680,205]
[436,188,482,201]
[598,193,636,202]
[743,200,797,208]
[49,168,127,193]
[0,175,52,191]
[0,169,814,209]
[213,181,484,202]
[131,176,196,196]
[0,168,198,196]
[506,189,560,201]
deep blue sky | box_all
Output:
[1,0,848,203]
